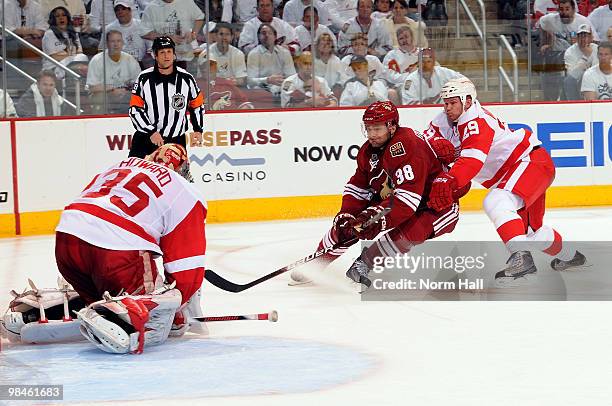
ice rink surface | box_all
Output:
[1,207,612,405]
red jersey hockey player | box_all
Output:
[309,101,465,287]
[54,144,207,353]
[427,78,586,286]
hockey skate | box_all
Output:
[495,251,537,287]
[346,256,372,290]
[550,250,587,271]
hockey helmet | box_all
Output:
[152,36,175,53]
[440,78,477,106]
[362,101,400,127]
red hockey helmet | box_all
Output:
[362,101,399,128]
[146,143,188,173]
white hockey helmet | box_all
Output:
[440,78,477,106]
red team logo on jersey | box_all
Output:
[389,142,406,158]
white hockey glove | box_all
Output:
[170,287,208,337]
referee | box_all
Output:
[128,36,204,158]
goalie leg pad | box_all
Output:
[1,312,26,343]
[77,307,132,354]
[2,279,85,344]
[77,288,182,354]
[20,320,83,344]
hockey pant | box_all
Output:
[483,147,574,260]
[55,232,163,304]
[317,204,460,267]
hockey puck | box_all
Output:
[290,270,307,282]
[288,270,312,286]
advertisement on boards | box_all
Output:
[11,102,612,214]
[188,109,360,200]
[15,117,134,213]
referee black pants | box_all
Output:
[128,132,187,158]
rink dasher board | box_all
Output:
[2,101,612,234]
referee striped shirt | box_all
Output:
[129,66,204,139]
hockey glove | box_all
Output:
[428,135,456,166]
[350,206,387,240]
[428,173,457,212]
[333,212,357,241]
[454,181,471,200]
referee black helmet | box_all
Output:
[152,36,175,53]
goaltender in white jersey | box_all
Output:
[1,144,208,354]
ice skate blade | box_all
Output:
[356,276,372,294]
[494,273,537,288]
[551,262,592,272]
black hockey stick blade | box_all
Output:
[204,205,391,293]
[204,237,358,293]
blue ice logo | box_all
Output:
[2,337,375,401]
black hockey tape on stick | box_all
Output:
[204,206,392,293]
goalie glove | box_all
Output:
[333,212,356,242]
[349,206,387,240]
[428,173,457,212]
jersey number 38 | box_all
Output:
[395,164,414,184]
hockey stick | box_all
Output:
[204,206,391,293]
[192,310,278,323]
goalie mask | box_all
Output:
[145,143,192,181]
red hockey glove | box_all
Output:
[428,135,456,166]
[349,206,387,240]
[333,212,356,242]
[454,181,471,200]
[428,173,457,212]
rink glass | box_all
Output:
[2,0,604,117]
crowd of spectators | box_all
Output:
[1,0,455,115]
[0,0,610,117]
[531,0,611,100]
